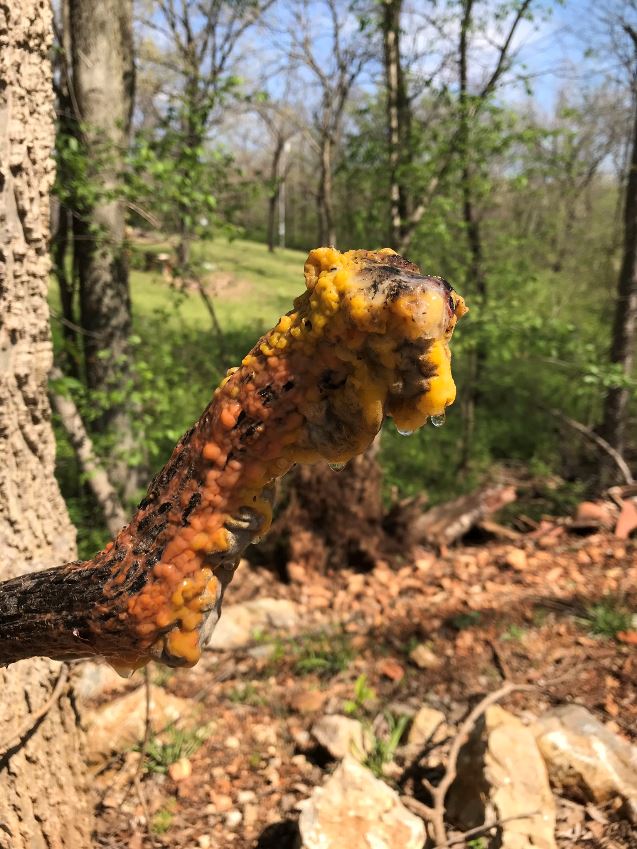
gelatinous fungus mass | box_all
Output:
[87,248,467,673]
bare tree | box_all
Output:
[0,3,91,845]
[453,0,534,470]
[393,0,534,256]
[143,0,275,266]
[286,0,373,247]
[256,96,300,252]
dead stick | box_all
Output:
[421,681,533,846]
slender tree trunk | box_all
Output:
[318,135,336,246]
[52,202,82,377]
[458,0,487,473]
[69,0,138,499]
[0,3,91,845]
[601,82,637,480]
[267,137,284,253]
[382,0,410,251]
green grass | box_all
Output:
[363,712,409,778]
[137,724,210,775]
[577,598,633,639]
[128,237,306,333]
[292,631,354,678]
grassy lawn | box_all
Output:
[129,238,307,334]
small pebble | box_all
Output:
[225,809,243,829]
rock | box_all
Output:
[225,810,243,829]
[85,686,195,762]
[615,498,637,540]
[504,548,528,571]
[168,757,192,782]
[207,597,299,650]
[378,658,405,682]
[298,756,425,849]
[533,704,637,822]
[311,715,369,760]
[211,793,233,812]
[289,689,327,714]
[575,501,615,529]
[408,643,442,670]
[448,706,557,849]
[406,706,446,750]
[73,660,136,700]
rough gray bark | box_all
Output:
[601,26,637,480]
[0,2,91,845]
[69,0,138,499]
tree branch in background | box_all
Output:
[549,407,635,485]
[286,0,373,246]
[50,368,128,536]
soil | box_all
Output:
[92,525,637,849]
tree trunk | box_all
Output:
[382,0,410,251]
[317,135,336,246]
[601,59,637,480]
[69,0,138,498]
[267,138,284,253]
[458,0,487,473]
[0,3,91,845]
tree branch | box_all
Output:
[0,253,467,674]
[50,367,128,536]
[548,407,634,485]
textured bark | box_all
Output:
[0,2,91,846]
[69,0,138,497]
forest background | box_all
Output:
[1,2,636,847]
[50,0,637,557]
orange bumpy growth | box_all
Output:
[89,248,466,673]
